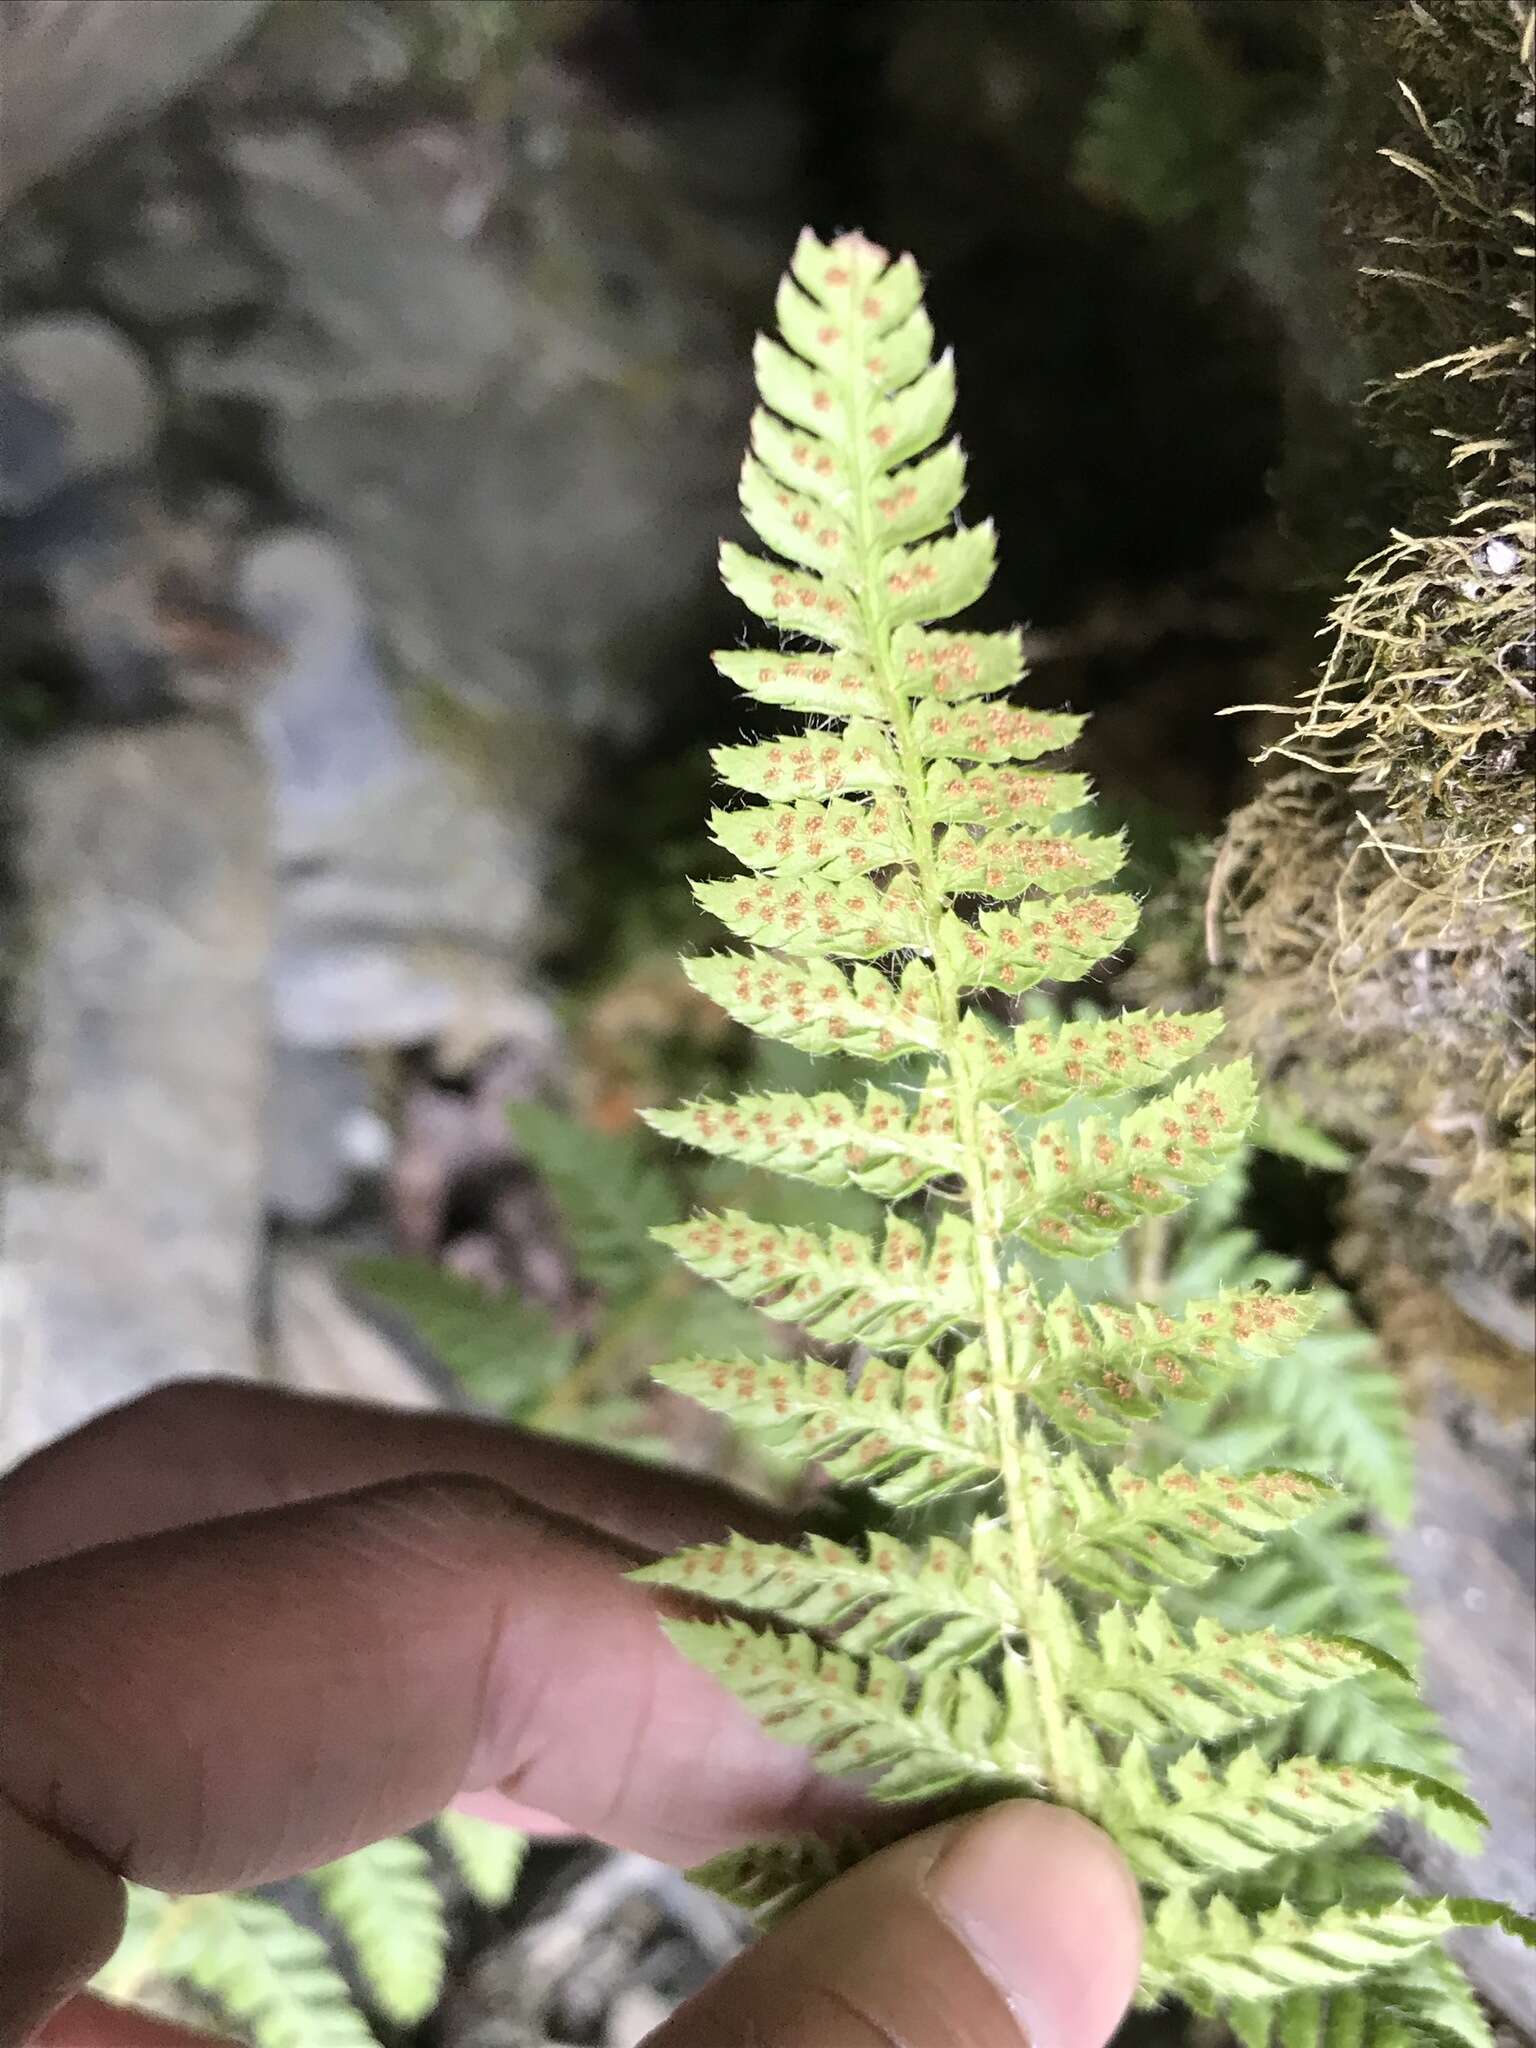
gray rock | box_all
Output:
[209,127,527,406]
[0,0,267,207]
[1390,1383,1536,2028]
[223,0,412,112]
[0,380,70,514]
[94,235,264,328]
[0,721,269,1469]
[0,316,160,482]
[239,528,549,1056]
[184,107,753,743]
[240,527,413,858]
[264,1045,379,1225]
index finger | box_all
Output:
[0,1472,861,1893]
[0,1378,788,1573]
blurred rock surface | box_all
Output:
[0,722,269,1467]
[1390,1378,1536,2031]
[0,0,266,206]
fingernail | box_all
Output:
[923,1801,1143,2048]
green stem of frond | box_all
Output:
[841,291,1077,1803]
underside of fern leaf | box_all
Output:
[635,228,1531,2039]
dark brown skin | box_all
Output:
[1,1381,1142,2047]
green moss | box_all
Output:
[1176,0,1534,1322]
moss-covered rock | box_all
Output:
[1155,0,1533,1397]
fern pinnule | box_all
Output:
[634,227,1532,2039]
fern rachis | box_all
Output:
[634,228,1533,2037]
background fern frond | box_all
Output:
[509,1102,677,1303]
[435,1809,527,1908]
[95,1890,377,2048]
[310,1834,446,2027]
[348,1256,577,1414]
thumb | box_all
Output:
[652,1802,1143,2048]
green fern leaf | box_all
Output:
[638,1527,1020,1665]
[1018,1279,1318,1444]
[647,1082,969,1198]
[310,1835,446,2027]
[683,949,944,1062]
[655,1207,981,1350]
[630,227,1527,2039]
[1097,1744,1485,1891]
[347,1257,576,1416]
[653,1348,1000,1504]
[435,1810,527,1908]
[1059,1592,1405,1746]
[688,1835,869,1920]
[1037,1448,1338,1597]
[1235,1326,1417,1526]
[662,1616,1042,1800]
[1231,1949,1495,2048]
[509,1103,677,1302]
[1144,1893,1534,2008]
[99,1891,377,2048]
[962,1003,1224,1113]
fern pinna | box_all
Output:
[633,229,1532,2042]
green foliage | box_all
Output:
[634,229,1529,2038]
[509,1102,678,1303]
[1076,0,1270,229]
[309,1835,446,2027]
[95,1817,524,2044]
[1202,0,1536,1262]
[96,1889,378,2048]
[435,1809,528,1908]
[348,1256,577,1413]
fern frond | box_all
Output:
[662,1616,1043,1800]
[1018,1278,1319,1445]
[1230,1949,1496,2048]
[961,1003,1224,1113]
[648,1081,969,1197]
[310,1835,446,2027]
[1092,1744,1485,1892]
[656,1208,980,1349]
[1057,1592,1404,1746]
[1230,1326,1417,1526]
[683,948,943,1061]
[638,1527,1019,1665]
[1004,1063,1258,1256]
[98,1891,376,2048]
[508,1103,676,1302]
[689,1835,869,1920]
[435,1810,527,1908]
[635,227,1528,2038]
[653,1348,999,1504]
[1036,1448,1338,1598]
[1144,1893,1535,2009]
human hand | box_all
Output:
[0,1380,1141,2046]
